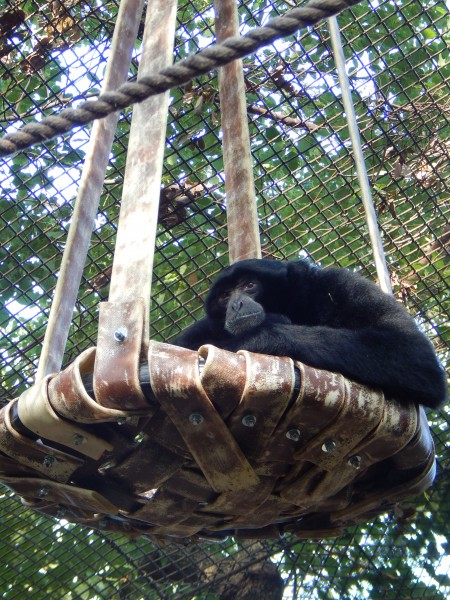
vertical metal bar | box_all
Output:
[36,0,146,380]
[106,0,178,339]
[328,16,392,294]
[214,0,261,263]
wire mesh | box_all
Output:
[0,0,448,597]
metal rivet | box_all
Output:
[99,460,115,472]
[134,432,145,444]
[348,455,362,469]
[286,428,301,442]
[322,439,336,453]
[43,455,56,468]
[114,327,127,343]
[39,486,49,498]
[198,356,206,374]
[242,414,257,428]
[189,413,204,425]
[73,433,86,446]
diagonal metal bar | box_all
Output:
[328,15,392,294]
[105,0,178,336]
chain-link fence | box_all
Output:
[0,0,449,597]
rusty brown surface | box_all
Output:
[0,341,436,541]
[36,0,147,379]
[90,1,178,416]
[107,0,177,326]
[94,299,149,410]
[214,0,261,263]
[227,351,294,459]
[48,348,136,422]
[149,342,260,493]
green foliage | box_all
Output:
[0,0,449,597]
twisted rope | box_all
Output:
[0,0,362,157]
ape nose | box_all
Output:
[231,299,243,312]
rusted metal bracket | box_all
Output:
[149,342,260,493]
[93,0,178,409]
[94,300,148,410]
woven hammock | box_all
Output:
[0,342,435,540]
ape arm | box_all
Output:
[217,319,446,407]
[172,318,220,350]
[173,312,291,350]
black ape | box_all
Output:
[173,259,448,408]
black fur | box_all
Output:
[173,259,448,408]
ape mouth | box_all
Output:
[225,312,264,335]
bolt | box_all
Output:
[189,413,204,426]
[348,455,362,469]
[242,414,257,428]
[73,433,86,446]
[286,428,301,442]
[114,327,127,343]
[39,486,49,498]
[43,455,56,468]
[322,439,336,453]
[198,356,206,374]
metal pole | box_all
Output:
[328,15,392,294]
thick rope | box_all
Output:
[0,0,363,157]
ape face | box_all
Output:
[211,277,265,335]
[205,259,292,322]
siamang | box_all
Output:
[173,259,447,408]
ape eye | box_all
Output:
[218,291,231,304]
[243,281,256,291]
